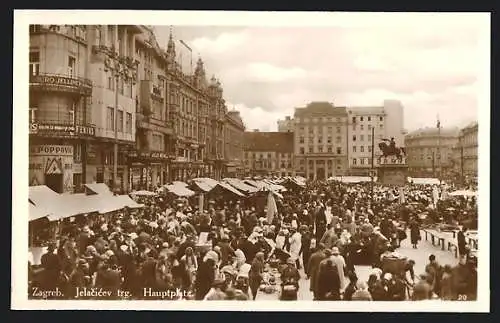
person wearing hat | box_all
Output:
[315,258,341,300]
[39,242,61,291]
[249,252,265,300]
[412,273,432,300]
[351,281,373,301]
[280,257,300,300]
[307,243,327,300]
[330,246,347,292]
[288,226,302,269]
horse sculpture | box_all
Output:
[378,138,406,162]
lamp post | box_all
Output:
[112,61,124,193]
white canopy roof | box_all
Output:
[165,184,195,197]
[84,183,113,196]
[223,178,258,193]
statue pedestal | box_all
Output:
[376,156,408,187]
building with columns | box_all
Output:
[243,131,294,177]
[293,102,348,180]
[224,110,246,177]
[405,127,459,178]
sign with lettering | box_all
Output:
[128,151,170,160]
[29,145,74,193]
[30,123,96,137]
[30,74,92,95]
[30,145,74,156]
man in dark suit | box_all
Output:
[307,244,327,300]
[457,227,468,257]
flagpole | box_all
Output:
[437,115,441,184]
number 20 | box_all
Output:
[458,294,468,301]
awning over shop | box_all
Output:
[29,203,52,222]
[84,183,113,196]
[98,195,144,214]
[449,190,477,197]
[328,176,376,183]
[217,182,246,197]
[192,177,219,192]
[223,178,258,193]
[408,177,441,185]
[130,190,158,197]
[165,184,195,197]
[29,185,60,206]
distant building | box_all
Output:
[243,131,294,177]
[451,121,478,183]
[224,110,246,177]
[405,127,459,178]
[293,102,348,180]
[346,100,406,176]
[277,116,294,132]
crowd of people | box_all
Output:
[28,178,478,301]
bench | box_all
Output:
[423,229,446,251]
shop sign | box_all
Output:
[30,122,96,137]
[30,145,74,156]
[30,74,92,95]
[128,151,170,160]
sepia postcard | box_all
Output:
[12,10,490,312]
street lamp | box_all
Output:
[112,61,126,193]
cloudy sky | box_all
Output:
[151,14,487,132]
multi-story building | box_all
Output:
[224,110,245,177]
[165,30,227,181]
[29,25,233,193]
[277,116,294,132]
[346,100,406,176]
[29,25,98,193]
[293,102,348,180]
[243,131,294,177]
[405,127,459,178]
[124,25,174,190]
[451,121,478,183]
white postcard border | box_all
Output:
[11,10,491,312]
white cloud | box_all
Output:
[154,14,487,131]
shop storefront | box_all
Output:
[127,151,171,191]
[29,145,74,193]
[170,158,206,181]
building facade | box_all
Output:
[404,127,459,178]
[293,102,348,180]
[224,110,246,177]
[277,116,294,132]
[29,25,232,193]
[243,131,294,177]
[451,121,478,183]
[346,100,406,176]
[29,25,97,193]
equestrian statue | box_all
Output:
[378,137,406,162]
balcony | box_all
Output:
[135,113,173,135]
[30,119,96,138]
[30,73,92,96]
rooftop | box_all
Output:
[405,127,460,138]
[294,102,347,118]
[243,132,294,153]
[346,106,385,115]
